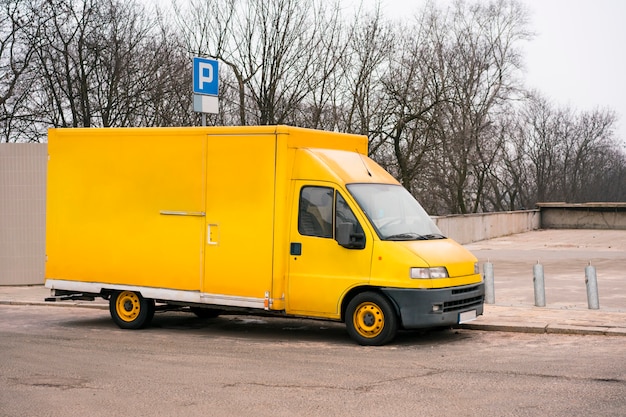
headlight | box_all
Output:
[474,262,480,274]
[410,267,449,279]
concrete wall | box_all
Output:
[433,210,541,245]
[0,144,47,285]
[538,203,626,230]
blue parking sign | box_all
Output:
[193,57,219,96]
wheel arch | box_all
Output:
[340,286,401,324]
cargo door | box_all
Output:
[202,134,276,308]
[152,136,208,291]
[287,182,372,318]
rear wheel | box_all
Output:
[109,291,155,329]
[345,292,398,346]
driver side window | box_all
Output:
[298,186,333,238]
[298,186,365,249]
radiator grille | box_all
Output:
[443,296,483,312]
[451,285,481,295]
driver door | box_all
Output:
[286,182,372,318]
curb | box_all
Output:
[459,322,626,337]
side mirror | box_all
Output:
[336,222,366,249]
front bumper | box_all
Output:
[382,283,484,329]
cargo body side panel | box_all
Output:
[45,126,370,310]
[46,129,207,291]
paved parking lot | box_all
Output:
[2,304,626,417]
[465,229,626,311]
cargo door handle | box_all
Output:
[160,210,206,217]
[208,224,219,245]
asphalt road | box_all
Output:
[1,305,625,417]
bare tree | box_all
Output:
[174,0,332,126]
[172,0,244,124]
[482,103,535,210]
[294,2,348,130]
[87,0,159,127]
[137,12,195,127]
[519,93,570,203]
[2,0,624,208]
[583,147,626,202]
[434,0,530,214]
[28,0,99,128]
[0,0,35,142]
[562,108,618,201]
[9,0,193,138]
[373,7,443,196]
[340,6,393,137]
[501,92,625,207]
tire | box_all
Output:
[345,292,398,346]
[109,290,155,330]
[189,307,221,319]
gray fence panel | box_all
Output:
[0,144,47,285]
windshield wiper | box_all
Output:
[384,233,428,241]
[384,233,446,241]
[422,233,446,240]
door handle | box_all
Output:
[160,210,206,217]
[208,224,219,245]
[290,242,302,256]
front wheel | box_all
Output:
[109,291,155,329]
[345,292,398,346]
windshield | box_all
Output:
[347,184,444,241]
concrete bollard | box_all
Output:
[585,264,600,310]
[533,262,546,307]
[483,262,495,304]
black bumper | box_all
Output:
[381,283,484,329]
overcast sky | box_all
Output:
[360,0,626,143]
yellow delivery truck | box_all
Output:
[45,125,483,345]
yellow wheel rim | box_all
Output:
[352,302,385,339]
[115,291,141,322]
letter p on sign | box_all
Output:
[193,57,219,96]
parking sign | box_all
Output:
[193,57,219,96]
